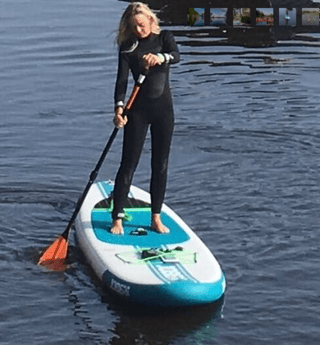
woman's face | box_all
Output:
[131,13,153,39]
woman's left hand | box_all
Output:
[142,53,163,67]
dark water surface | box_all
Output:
[1,0,320,344]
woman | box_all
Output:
[111,2,180,235]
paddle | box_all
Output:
[38,68,149,268]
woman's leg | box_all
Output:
[149,107,174,232]
[111,112,148,232]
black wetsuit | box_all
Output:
[112,30,180,220]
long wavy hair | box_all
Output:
[116,2,160,48]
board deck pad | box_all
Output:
[91,181,191,247]
[91,207,190,246]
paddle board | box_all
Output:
[75,180,226,307]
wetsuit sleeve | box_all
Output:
[160,30,180,64]
[114,49,129,108]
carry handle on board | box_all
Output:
[38,68,149,269]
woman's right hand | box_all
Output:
[113,107,128,128]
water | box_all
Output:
[210,19,227,26]
[1,0,320,344]
[279,8,297,26]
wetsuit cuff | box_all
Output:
[115,101,124,110]
[113,212,125,220]
[163,53,174,63]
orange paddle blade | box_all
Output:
[38,259,69,272]
[38,235,68,266]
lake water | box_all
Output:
[1,0,320,344]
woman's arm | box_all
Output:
[113,49,130,128]
[159,30,180,64]
[142,31,180,68]
[114,49,130,109]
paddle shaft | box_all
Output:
[61,71,148,239]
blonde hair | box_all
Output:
[116,2,160,47]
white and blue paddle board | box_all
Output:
[75,180,226,307]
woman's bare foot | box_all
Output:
[110,219,124,235]
[151,214,169,234]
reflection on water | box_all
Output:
[107,298,224,345]
[279,8,297,26]
[211,19,227,26]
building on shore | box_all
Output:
[126,0,320,46]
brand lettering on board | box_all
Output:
[110,278,130,297]
[158,266,187,281]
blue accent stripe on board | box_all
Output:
[162,245,198,283]
[175,263,199,283]
[146,262,170,283]
[147,261,192,284]
[133,246,196,284]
